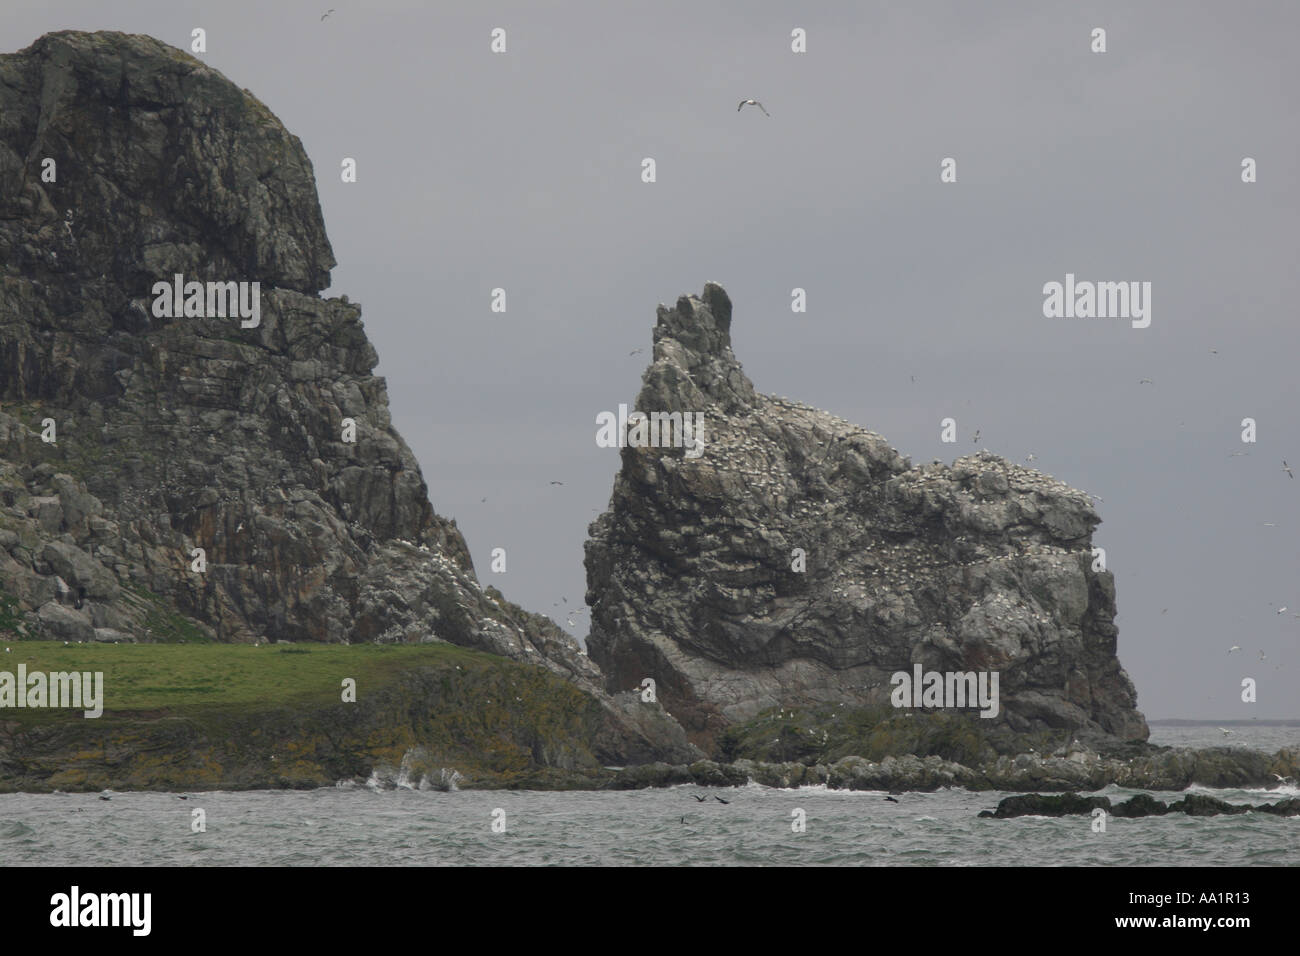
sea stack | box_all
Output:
[585,283,1149,752]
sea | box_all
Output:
[1,724,1296,866]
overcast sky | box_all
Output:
[5,1,1297,719]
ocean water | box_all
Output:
[1147,723,1299,752]
[1,725,1296,867]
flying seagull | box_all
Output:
[1139,378,1154,385]
[321,8,335,20]
[1284,460,1294,479]
[1228,645,1241,653]
[629,348,644,356]
[550,481,564,485]
[1217,727,1232,736]
[694,794,707,802]
[737,99,770,116]
[1025,454,1037,462]
[884,795,899,803]
[972,430,981,443]
[714,795,730,804]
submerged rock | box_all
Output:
[980,791,1300,819]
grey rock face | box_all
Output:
[586,283,1148,752]
[0,30,696,765]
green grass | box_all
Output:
[0,640,485,717]
[0,639,616,791]
[122,582,214,643]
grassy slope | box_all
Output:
[0,642,616,792]
[0,642,453,712]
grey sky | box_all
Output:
[4,1,1297,719]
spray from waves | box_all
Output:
[1186,781,1300,800]
[363,748,464,792]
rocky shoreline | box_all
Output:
[12,743,1292,795]
[598,745,1299,794]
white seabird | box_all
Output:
[737,99,770,116]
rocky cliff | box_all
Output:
[0,30,695,767]
[586,283,1149,751]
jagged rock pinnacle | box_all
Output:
[587,286,1148,753]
